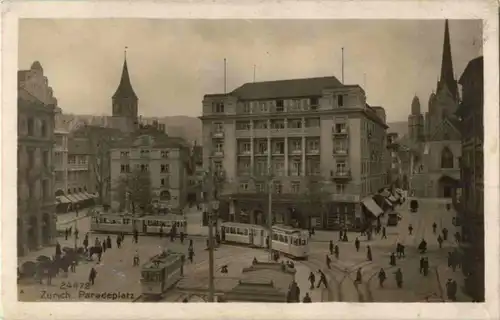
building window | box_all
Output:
[215,141,224,153]
[291,140,301,152]
[275,100,284,112]
[254,120,268,129]
[273,161,285,176]
[140,150,150,157]
[120,151,130,158]
[160,190,171,200]
[27,117,34,136]
[290,160,301,176]
[239,141,251,154]
[239,182,249,191]
[120,164,130,173]
[213,102,225,113]
[161,178,168,186]
[242,102,251,114]
[42,150,49,168]
[272,141,285,154]
[140,164,149,172]
[271,120,285,129]
[161,164,170,173]
[291,181,300,193]
[260,102,268,112]
[441,147,454,169]
[306,139,320,153]
[288,119,302,129]
[214,161,223,174]
[336,160,347,173]
[336,184,345,193]
[161,151,169,159]
[257,141,268,154]
[236,121,251,130]
[255,182,265,193]
[305,118,320,128]
[337,95,344,107]
[310,97,319,110]
[41,120,47,137]
[214,122,224,133]
[68,155,76,165]
[273,181,283,194]
[334,123,347,133]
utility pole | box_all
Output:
[205,164,221,302]
[267,165,274,261]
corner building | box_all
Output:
[201,76,388,230]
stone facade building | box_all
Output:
[17,61,58,256]
[201,76,388,230]
[401,20,462,199]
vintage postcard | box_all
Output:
[1,1,499,320]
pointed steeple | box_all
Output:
[437,20,458,100]
[113,50,138,100]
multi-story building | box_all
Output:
[17,61,58,256]
[456,56,484,301]
[186,144,204,205]
[386,132,402,187]
[110,125,191,213]
[201,76,388,230]
[54,124,70,212]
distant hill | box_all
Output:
[387,121,408,139]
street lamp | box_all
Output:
[207,199,219,302]
[266,165,274,261]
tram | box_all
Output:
[220,222,309,259]
[90,213,187,235]
[141,250,185,298]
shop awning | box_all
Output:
[56,195,72,204]
[85,192,97,199]
[72,193,85,202]
[361,197,383,217]
[78,192,91,200]
[65,194,80,203]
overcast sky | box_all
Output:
[18,19,482,122]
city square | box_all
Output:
[15,18,484,303]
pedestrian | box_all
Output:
[418,239,427,253]
[329,240,334,255]
[400,243,406,258]
[55,242,62,258]
[311,227,315,236]
[102,240,107,253]
[389,252,396,266]
[432,222,437,234]
[355,268,362,284]
[394,268,403,288]
[438,235,443,249]
[75,228,79,240]
[442,227,448,241]
[367,245,372,261]
[189,239,193,248]
[316,270,328,288]
[381,227,387,239]
[133,229,139,244]
[159,226,163,238]
[97,250,102,262]
[116,236,122,249]
[355,237,360,252]
[70,256,77,273]
[408,224,413,235]
[423,257,429,276]
[180,232,185,244]
[95,237,100,247]
[378,268,386,287]
[83,237,89,252]
[106,235,112,249]
[308,271,315,289]
[419,257,425,274]
[396,243,401,258]
[133,250,140,266]
[342,231,348,242]
[65,228,68,240]
[88,267,97,285]
[338,230,343,241]
[446,279,457,301]
[326,254,331,269]
[302,293,312,303]
[334,245,339,259]
[454,231,461,244]
[188,247,194,263]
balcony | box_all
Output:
[235,130,252,138]
[212,150,224,157]
[333,148,349,156]
[331,169,352,180]
[331,193,359,202]
[306,149,320,156]
[68,163,88,171]
[238,150,252,156]
[290,149,302,155]
[212,131,225,138]
[332,126,349,137]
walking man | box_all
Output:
[378,268,386,288]
[355,237,360,252]
[438,235,444,249]
[394,268,403,288]
[381,227,387,239]
[408,224,413,235]
[88,266,97,285]
[329,240,334,255]
[432,222,437,234]
[334,245,339,259]
[326,254,331,269]
[317,270,328,289]
[367,245,372,261]
[308,271,315,290]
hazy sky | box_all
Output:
[18,19,482,122]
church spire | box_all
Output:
[113,47,138,100]
[437,19,457,100]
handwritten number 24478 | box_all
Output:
[60,282,90,290]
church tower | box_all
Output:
[436,20,458,102]
[408,95,424,142]
[112,49,138,132]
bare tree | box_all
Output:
[113,168,153,215]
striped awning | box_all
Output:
[85,192,97,199]
[65,194,80,203]
[361,197,383,217]
[77,192,90,200]
[56,195,72,204]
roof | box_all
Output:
[68,137,90,154]
[142,251,184,269]
[112,58,137,100]
[220,76,345,100]
[112,130,189,149]
[72,125,123,138]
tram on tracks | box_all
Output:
[220,222,309,259]
[140,250,185,299]
[90,213,187,235]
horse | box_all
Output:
[88,246,103,259]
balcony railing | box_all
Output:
[68,163,88,170]
[212,150,224,157]
[290,149,302,155]
[238,150,252,156]
[212,131,225,138]
[306,149,320,155]
[332,169,351,180]
[333,148,349,156]
[332,126,349,136]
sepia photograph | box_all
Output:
[1,1,499,320]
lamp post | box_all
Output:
[207,199,219,302]
[266,165,274,261]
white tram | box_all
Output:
[90,213,187,235]
[141,250,185,298]
[220,222,309,259]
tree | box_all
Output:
[113,168,153,215]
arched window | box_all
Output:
[441,147,454,169]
